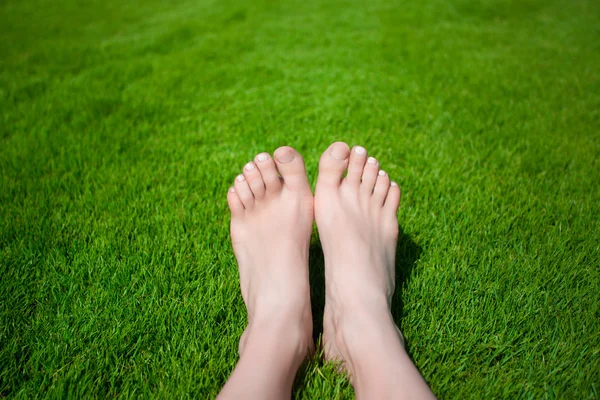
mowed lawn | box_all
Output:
[1,0,599,397]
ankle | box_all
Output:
[332,303,400,367]
[327,289,390,330]
[249,283,311,325]
[242,310,313,360]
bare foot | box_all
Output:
[226,146,314,362]
[315,142,401,373]
[315,142,434,399]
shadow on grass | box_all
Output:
[390,226,422,355]
[308,236,326,341]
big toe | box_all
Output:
[317,142,350,187]
[273,146,310,191]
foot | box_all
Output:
[315,142,402,377]
[226,146,315,363]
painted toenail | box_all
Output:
[257,153,268,162]
[378,170,387,176]
[331,144,350,160]
[368,157,377,164]
[245,162,255,171]
[236,174,246,182]
[355,146,366,155]
[275,149,295,164]
[391,181,398,187]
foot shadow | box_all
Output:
[308,235,326,343]
[390,225,422,353]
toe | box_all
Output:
[383,181,401,214]
[234,174,255,210]
[373,170,391,206]
[254,152,282,193]
[227,187,245,216]
[360,156,379,196]
[273,146,310,191]
[243,161,266,200]
[317,142,350,187]
[345,146,368,186]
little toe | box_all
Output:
[317,142,351,187]
[227,187,245,216]
[234,174,255,210]
[243,161,266,200]
[383,181,401,215]
[372,170,391,206]
[345,146,368,186]
[254,152,282,193]
[360,156,380,196]
[273,146,310,191]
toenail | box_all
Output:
[331,144,350,160]
[229,187,236,192]
[236,174,246,182]
[378,170,387,176]
[391,181,398,187]
[256,153,268,162]
[245,162,255,171]
[275,149,295,164]
[355,146,366,155]
[368,157,377,164]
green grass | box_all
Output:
[1,0,599,397]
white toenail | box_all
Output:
[257,153,268,162]
[229,187,236,192]
[245,163,255,171]
[236,174,245,182]
[379,170,386,176]
[391,181,398,187]
[355,146,366,155]
[368,157,377,164]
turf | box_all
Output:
[1,0,599,397]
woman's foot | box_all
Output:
[315,142,400,370]
[219,147,314,399]
[227,146,314,358]
[315,142,434,399]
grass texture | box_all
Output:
[1,0,599,397]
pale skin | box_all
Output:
[218,142,436,400]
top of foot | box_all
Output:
[316,142,400,303]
